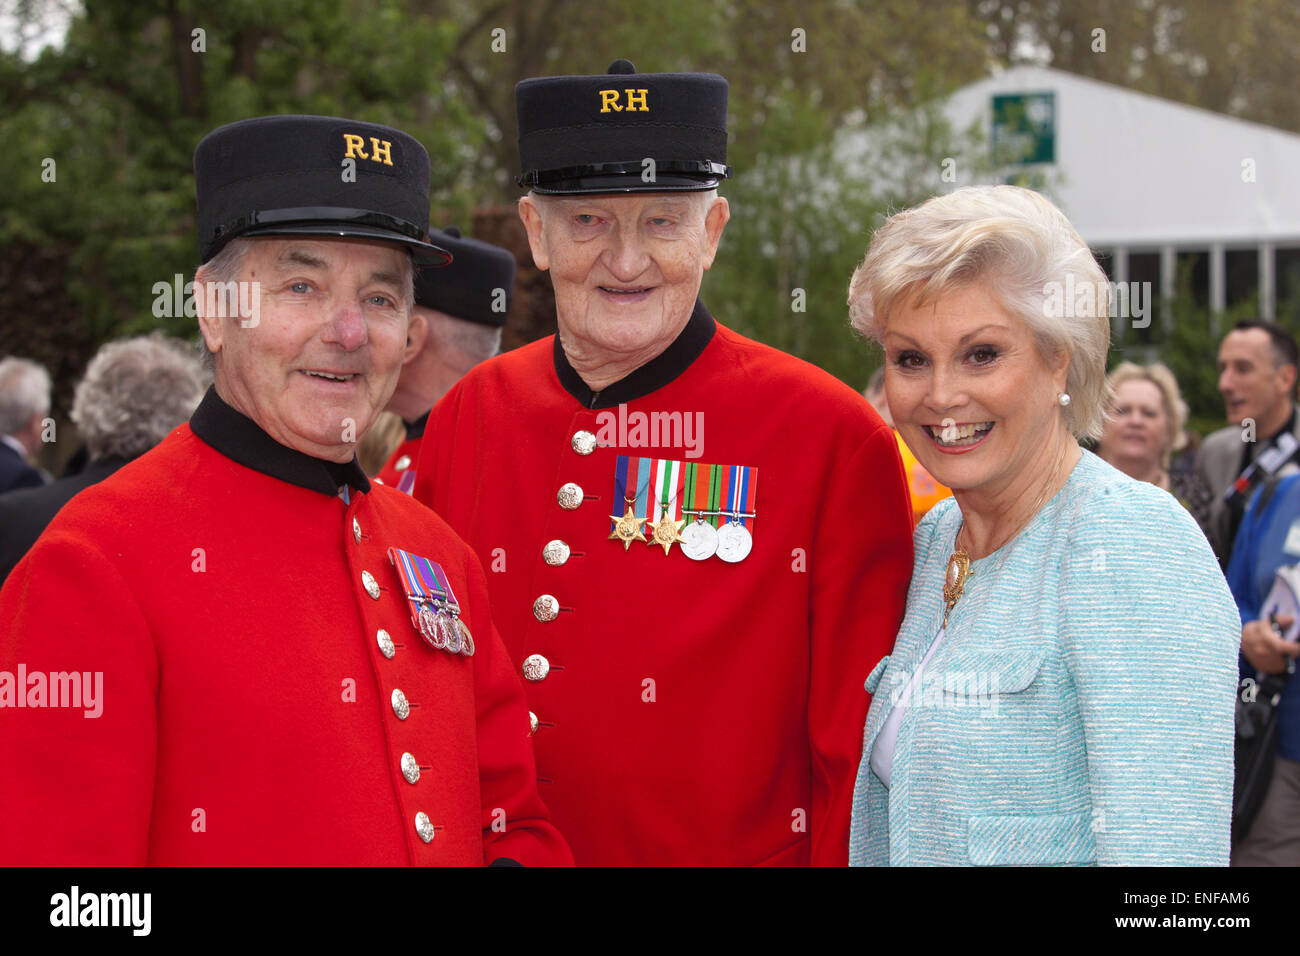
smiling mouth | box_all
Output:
[598,286,653,296]
[925,421,994,447]
[300,370,359,382]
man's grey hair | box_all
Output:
[426,310,502,368]
[193,235,417,371]
[0,357,52,436]
[70,333,209,461]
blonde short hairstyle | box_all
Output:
[847,185,1112,441]
[1105,361,1188,466]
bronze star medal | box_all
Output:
[609,498,648,551]
[646,509,686,556]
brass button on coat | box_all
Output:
[556,482,584,510]
[415,811,435,843]
[395,455,412,472]
[571,430,597,455]
[362,570,381,600]
[533,594,560,622]
[401,752,420,785]
[391,688,410,720]
[522,654,550,682]
[542,540,571,566]
[377,629,396,659]
[352,517,362,543]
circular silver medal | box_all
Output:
[419,603,447,649]
[439,610,461,654]
[680,519,719,561]
[716,521,753,563]
[457,618,475,657]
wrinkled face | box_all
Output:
[1102,378,1169,463]
[1217,328,1293,426]
[197,237,411,462]
[881,283,1070,495]
[519,191,729,363]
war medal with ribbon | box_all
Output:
[644,458,686,556]
[608,456,757,562]
[715,464,758,563]
[388,547,475,657]
[609,454,651,551]
[680,461,721,561]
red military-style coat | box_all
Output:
[0,390,572,866]
[413,302,913,865]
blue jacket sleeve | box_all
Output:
[1226,484,1266,627]
[1059,485,1239,865]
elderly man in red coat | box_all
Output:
[412,61,913,865]
[0,115,571,866]
[375,226,515,494]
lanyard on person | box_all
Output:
[1224,431,1300,504]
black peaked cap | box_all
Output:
[194,114,451,266]
[414,227,516,327]
[515,59,731,194]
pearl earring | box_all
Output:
[1058,392,1071,407]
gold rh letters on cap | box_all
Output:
[598,89,650,113]
[342,133,368,159]
[369,137,393,166]
[342,133,395,166]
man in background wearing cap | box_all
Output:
[0,114,570,866]
[376,226,514,494]
[413,62,912,865]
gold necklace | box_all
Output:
[942,441,1074,629]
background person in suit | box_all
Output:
[0,333,207,583]
[846,185,1240,866]
[1196,320,1300,570]
[0,357,51,493]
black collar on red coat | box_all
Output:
[189,387,371,496]
[553,299,716,409]
[404,409,430,441]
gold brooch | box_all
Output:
[942,548,972,628]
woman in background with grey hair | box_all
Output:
[846,184,1240,866]
[0,333,207,582]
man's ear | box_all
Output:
[700,196,730,271]
[404,308,430,366]
[1281,361,1298,396]
[193,270,224,358]
[518,195,550,272]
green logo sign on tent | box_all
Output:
[991,92,1056,166]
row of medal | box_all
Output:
[388,547,476,656]
[608,456,758,563]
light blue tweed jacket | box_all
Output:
[849,450,1240,866]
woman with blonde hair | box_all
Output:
[846,185,1240,866]
[1097,361,1212,521]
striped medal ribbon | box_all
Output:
[680,462,721,560]
[387,547,475,656]
[716,464,758,563]
[645,458,686,555]
[609,455,652,550]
